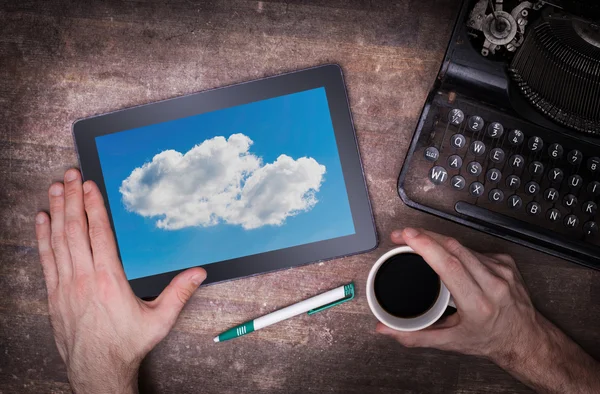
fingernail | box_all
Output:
[391,230,403,239]
[191,273,205,286]
[83,182,92,194]
[49,184,63,196]
[36,213,46,224]
[64,170,78,182]
[403,227,419,238]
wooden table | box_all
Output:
[1,1,598,392]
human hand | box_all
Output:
[375,227,542,365]
[35,169,207,394]
[376,228,600,394]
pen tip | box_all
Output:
[213,336,219,343]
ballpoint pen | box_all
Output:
[214,282,355,343]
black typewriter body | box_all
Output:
[398,0,600,269]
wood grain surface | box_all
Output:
[1,0,599,393]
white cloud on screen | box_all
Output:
[120,133,326,230]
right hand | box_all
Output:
[376,227,545,366]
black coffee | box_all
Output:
[374,253,440,318]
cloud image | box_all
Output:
[119,133,326,230]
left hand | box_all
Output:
[35,169,207,394]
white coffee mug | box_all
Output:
[366,246,455,331]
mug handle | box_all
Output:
[440,296,457,319]
[448,296,456,309]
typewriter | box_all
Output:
[398,0,600,269]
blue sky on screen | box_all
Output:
[95,87,355,280]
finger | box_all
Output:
[35,212,58,295]
[151,268,207,327]
[390,230,407,245]
[401,228,481,302]
[376,322,457,351]
[83,181,122,274]
[48,183,73,280]
[63,169,94,275]
[420,230,500,288]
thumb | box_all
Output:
[153,267,207,325]
[375,322,457,350]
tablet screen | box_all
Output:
[95,87,355,280]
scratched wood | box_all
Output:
[1,0,599,393]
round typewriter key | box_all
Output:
[548,144,563,160]
[526,201,541,216]
[424,146,440,162]
[449,109,465,125]
[588,157,600,173]
[467,116,484,132]
[567,150,583,165]
[429,166,448,185]
[583,201,598,216]
[528,161,544,176]
[568,175,583,189]
[548,168,564,184]
[506,175,521,190]
[544,188,559,203]
[508,129,524,146]
[489,148,505,164]
[450,134,466,149]
[564,215,580,229]
[488,189,504,203]
[588,181,600,196]
[546,208,561,222]
[469,141,486,156]
[584,221,599,237]
[451,175,466,191]
[487,122,504,138]
[486,168,502,183]
[467,161,483,176]
[527,136,543,153]
[507,195,522,210]
[525,181,540,196]
[563,194,578,208]
[509,154,524,169]
[469,182,485,197]
[448,155,463,169]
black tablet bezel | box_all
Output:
[73,64,377,299]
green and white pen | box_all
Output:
[213,282,355,343]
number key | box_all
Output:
[588,157,600,173]
[487,122,504,138]
[548,143,563,159]
[528,136,543,152]
[468,116,484,132]
[567,150,583,165]
[508,129,524,145]
[449,109,465,125]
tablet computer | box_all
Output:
[73,64,377,298]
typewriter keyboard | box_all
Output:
[399,93,600,269]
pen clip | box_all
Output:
[307,283,355,315]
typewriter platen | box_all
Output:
[398,0,600,269]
